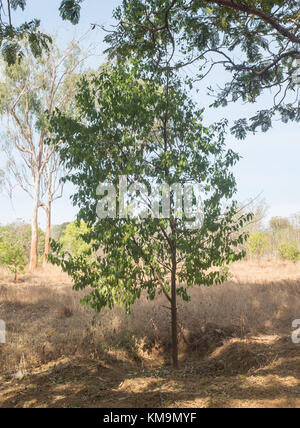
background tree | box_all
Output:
[290,213,300,246]
[270,217,291,233]
[269,216,294,253]
[242,214,300,261]
[237,197,268,234]
[39,148,66,265]
[50,65,250,368]
[0,38,89,270]
[102,0,300,137]
[60,221,91,258]
[248,231,270,259]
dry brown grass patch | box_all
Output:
[0,260,300,374]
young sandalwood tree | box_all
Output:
[50,65,251,368]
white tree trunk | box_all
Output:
[43,201,51,266]
[29,177,40,271]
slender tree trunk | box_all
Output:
[171,249,178,369]
[7,0,12,26]
[29,177,40,271]
[43,201,51,266]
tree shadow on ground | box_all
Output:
[1,334,300,408]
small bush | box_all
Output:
[0,221,45,265]
[278,241,300,263]
[0,240,27,281]
[248,232,270,259]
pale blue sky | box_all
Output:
[0,0,299,228]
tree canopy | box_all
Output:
[102,0,300,137]
[3,1,299,132]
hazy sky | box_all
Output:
[0,0,299,228]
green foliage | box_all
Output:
[246,215,300,260]
[0,19,52,65]
[269,216,294,251]
[104,0,300,137]
[51,222,70,241]
[0,0,82,64]
[10,0,26,10]
[59,0,83,25]
[59,221,92,258]
[0,40,82,127]
[0,221,45,264]
[248,231,270,258]
[0,242,26,280]
[278,241,300,263]
[49,65,251,316]
[0,221,28,279]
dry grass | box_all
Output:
[1,260,300,408]
[1,260,300,375]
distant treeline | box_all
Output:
[246,213,300,262]
[0,212,299,282]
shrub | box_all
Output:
[278,242,300,263]
[0,221,45,264]
[0,239,27,281]
[248,232,270,259]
